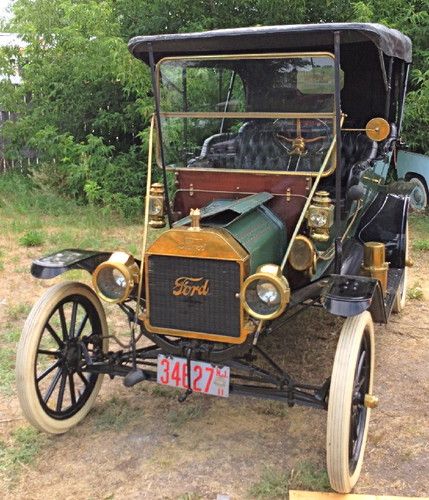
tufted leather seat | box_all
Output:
[234,121,290,170]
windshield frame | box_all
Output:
[155,51,339,177]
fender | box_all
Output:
[321,274,386,323]
[357,192,409,267]
[31,249,114,279]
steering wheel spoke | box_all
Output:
[275,118,331,156]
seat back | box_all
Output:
[234,121,289,170]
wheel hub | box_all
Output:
[62,341,80,373]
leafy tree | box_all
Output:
[1,0,152,217]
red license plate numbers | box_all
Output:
[157,355,230,397]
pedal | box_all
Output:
[123,369,147,387]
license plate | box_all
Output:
[157,355,230,397]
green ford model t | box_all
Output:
[16,23,413,493]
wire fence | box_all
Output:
[1,110,39,173]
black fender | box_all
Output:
[31,249,114,279]
[321,274,386,323]
[357,192,409,267]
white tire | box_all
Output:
[392,220,409,313]
[327,311,375,493]
[408,177,427,211]
[16,282,108,434]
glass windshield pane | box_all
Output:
[160,116,334,172]
[159,55,340,113]
[158,54,339,173]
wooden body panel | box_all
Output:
[173,170,312,239]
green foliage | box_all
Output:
[0,0,151,218]
[407,281,424,300]
[0,427,47,476]
[18,230,44,247]
[92,396,141,430]
[249,467,290,498]
[249,462,329,498]
[0,347,15,394]
[413,238,429,251]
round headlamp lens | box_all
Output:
[97,266,128,301]
[242,265,290,320]
[244,279,282,317]
[256,281,280,305]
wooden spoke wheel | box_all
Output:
[16,282,108,434]
[327,311,375,493]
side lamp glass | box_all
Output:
[149,183,166,228]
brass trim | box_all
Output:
[241,264,290,321]
[158,51,336,64]
[134,114,156,321]
[364,394,379,409]
[92,252,139,304]
[288,235,316,272]
[362,241,389,294]
[160,111,335,119]
[144,226,253,344]
[175,188,307,201]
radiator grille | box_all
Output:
[147,255,241,337]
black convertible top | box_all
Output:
[128,23,412,64]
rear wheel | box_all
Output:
[16,282,108,434]
[327,311,375,493]
[392,221,409,313]
[408,177,427,211]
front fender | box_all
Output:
[357,192,409,267]
[31,249,113,279]
[321,274,386,323]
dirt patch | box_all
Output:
[0,219,428,499]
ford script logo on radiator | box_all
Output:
[173,277,210,297]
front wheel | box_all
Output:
[326,311,375,493]
[16,282,108,434]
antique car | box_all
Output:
[396,149,429,210]
[16,23,413,493]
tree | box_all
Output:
[1,0,152,217]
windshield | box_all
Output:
[158,54,340,173]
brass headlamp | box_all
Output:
[93,252,139,303]
[149,183,166,228]
[306,190,334,242]
[288,235,317,274]
[241,264,290,320]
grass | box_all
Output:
[407,282,424,300]
[413,239,429,251]
[249,467,289,498]
[92,396,142,431]
[410,212,429,246]
[0,427,47,479]
[0,347,15,395]
[254,401,289,418]
[7,303,32,321]
[249,462,330,499]
[18,230,45,247]
[166,404,204,427]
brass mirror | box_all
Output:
[365,117,390,142]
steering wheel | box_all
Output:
[274,118,332,157]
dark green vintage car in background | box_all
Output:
[16,23,414,493]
